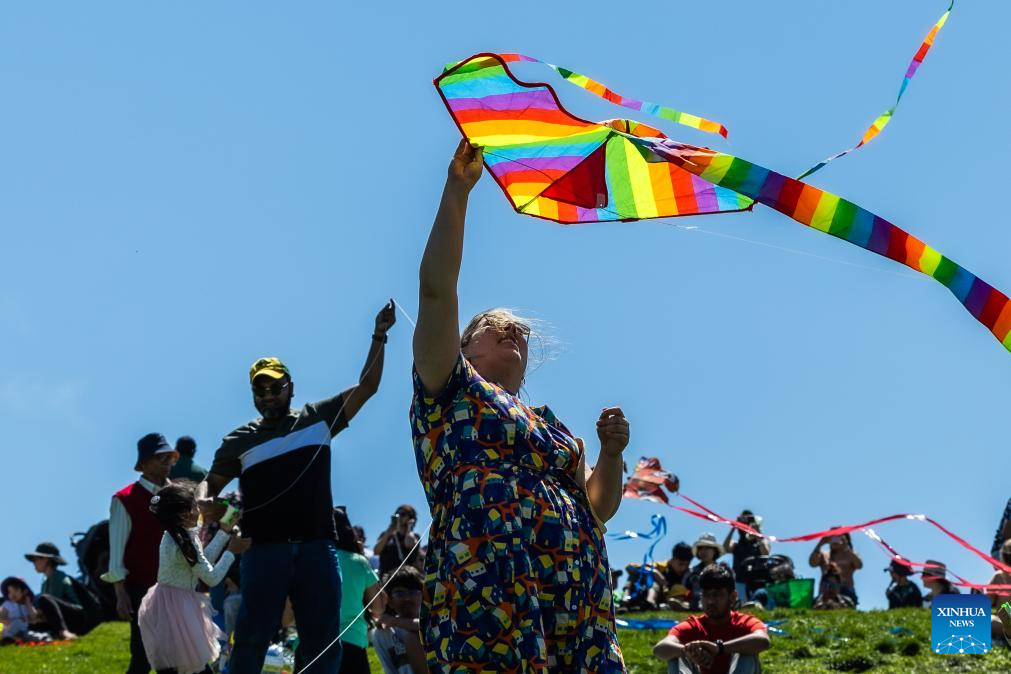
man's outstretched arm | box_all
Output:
[340,301,396,423]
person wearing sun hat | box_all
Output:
[102,432,177,674]
[24,542,95,639]
[884,560,923,609]
[687,534,725,610]
[920,559,960,607]
[26,543,77,605]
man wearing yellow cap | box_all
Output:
[199,301,396,674]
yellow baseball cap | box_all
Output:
[249,357,290,383]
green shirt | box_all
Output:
[41,570,81,609]
[337,549,379,649]
[169,454,208,483]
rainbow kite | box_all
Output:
[434,32,1011,352]
[436,54,748,224]
[798,0,955,179]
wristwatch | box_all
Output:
[716,639,725,656]
[372,333,387,343]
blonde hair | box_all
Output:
[460,308,555,373]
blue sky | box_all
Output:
[3,1,1008,611]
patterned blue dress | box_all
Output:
[410,355,626,673]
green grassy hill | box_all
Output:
[1,608,1007,673]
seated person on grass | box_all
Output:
[621,563,666,611]
[813,563,855,610]
[884,560,923,609]
[371,566,429,674]
[653,564,770,674]
[686,534,724,611]
[920,560,960,607]
[1,577,37,642]
[661,542,695,610]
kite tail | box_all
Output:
[797,0,955,180]
[650,141,1011,353]
[493,54,730,139]
[865,529,1011,593]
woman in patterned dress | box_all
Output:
[410,140,629,673]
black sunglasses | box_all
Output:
[253,380,291,397]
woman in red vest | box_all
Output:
[101,433,177,674]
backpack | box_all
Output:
[67,575,104,633]
[70,520,117,621]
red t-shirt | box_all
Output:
[668,611,767,674]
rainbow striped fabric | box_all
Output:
[798,0,954,179]
[648,141,1011,351]
[434,50,1011,352]
[436,53,751,224]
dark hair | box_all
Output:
[333,507,364,555]
[829,529,854,550]
[384,565,423,593]
[149,481,200,566]
[672,542,693,562]
[699,563,736,592]
[352,525,366,542]
[1,577,33,601]
[395,504,417,521]
[175,436,197,456]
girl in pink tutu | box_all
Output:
[139,481,249,674]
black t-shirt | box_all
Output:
[886,581,923,609]
[210,395,348,543]
[378,531,419,577]
[732,536,765,578]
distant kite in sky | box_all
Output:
[433,4,1011,353]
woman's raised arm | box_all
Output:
[414,141,483,395]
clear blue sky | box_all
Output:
[3,1,1008,611]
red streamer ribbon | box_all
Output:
[620,458,1011,577]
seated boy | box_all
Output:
[371,566,428,674]
[653,564,770,673]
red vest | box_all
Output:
[115,482,164,589]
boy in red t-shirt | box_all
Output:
[654,563,770,674]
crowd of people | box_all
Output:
[2,143,1010,674]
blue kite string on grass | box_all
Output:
[616,618,790,634]
[615,618,677,631]
[609,514,667,593]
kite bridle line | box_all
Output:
[479,145,926,284]
[667,223,927,282]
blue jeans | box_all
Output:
[229,540,343,674]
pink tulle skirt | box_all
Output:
[138,583,224,674]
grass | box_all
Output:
[618,608,1011,673]
[1,609,1007,673]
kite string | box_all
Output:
[241,315,387,514]
[669,223,926,281]
[294,530,428,674]
[292,298,421,673]
[243,298,414,515]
